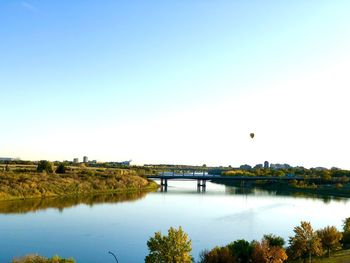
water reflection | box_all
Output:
[1,182,347,215]
[0,190,154,214]
[220,183,349,204]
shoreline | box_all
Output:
[214,180,350,199]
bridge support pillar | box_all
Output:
[160,178,168,186]
[161,184,167,192]
[197,179,206,192]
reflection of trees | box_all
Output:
[218,182,348,204]
[0,190,155,214]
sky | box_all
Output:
[1,0,350,168]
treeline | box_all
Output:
[0,161,158,177]
[199,221,348,263]
[144,217,350,263]
[218,167,350,180]
[10,217,350,262]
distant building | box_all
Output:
[264,161,269,169]
[270,163,291,170]
[83,156,88,163]
[73,158,79,163]
[314,167,327,171]
[0,157,19,162]
[254,164,263,169]
[109,160,131,166]
[240,164,252,170]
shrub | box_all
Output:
[12,254,75,263]
[199,246,236,263]
[37,160,53,173]
[55,163,67,174]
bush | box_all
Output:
[199,246,236,263]
[55,163,66,174]
[12,254,75,263]
[37,160,53,173]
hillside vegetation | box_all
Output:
[0,168,157,201]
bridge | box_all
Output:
[147,174,307,192]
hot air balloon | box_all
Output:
[250,133,255,139]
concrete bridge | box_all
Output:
[147,174,307,192]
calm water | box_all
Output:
[1,180,350,263]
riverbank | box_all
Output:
[215,180,350,199]
[0,170,158,201]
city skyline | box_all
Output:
[1,1,350,169]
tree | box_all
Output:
[5,164,10,172]
[263,234,285,248]
[251,239,288,263]
[37,160,53,173]
[199,246,236,263]
[288,221,323,263]
[317,226,342,257]
[145,226,192,263]
[55,163,67,174]
[343,217,350,233]
[227,239,253,263]
[342,217,350,246]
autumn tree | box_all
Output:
[145,226,192,263]
[199,246,236,263]
[317,226,342,257]
[251,238,288,263]
[288,221,323,263]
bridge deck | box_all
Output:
[146,175,306,181]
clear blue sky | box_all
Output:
[1,1,350,168]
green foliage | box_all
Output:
[263,234,285,247]
[199,247,236,263]
[343,218,350,233]
[227,239,253,263]
[145,226,192,263]
[55,163,67,174]
[342,218,350,247]
[12,254,75,263]
[322,171,332,181]
[288,221,323,262]
[317,226,342,257]
[37,160,53,173]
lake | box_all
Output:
[1,179,349,263]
